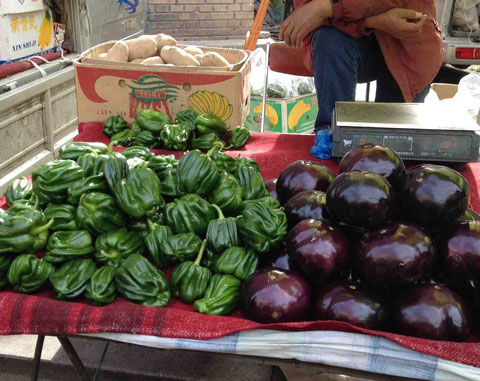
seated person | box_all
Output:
[280,0,444,131]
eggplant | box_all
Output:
[400,165,469,231]
[265,179,278,201]
[241,268,311,323]
[393,284,472,341]
[314,282,389,330]
[276,160,335,205]
[284,190,331,228]
[259,242,293,271]
[326,171,392,229]
[339,143,406,189]
[355,223,435,290]
[287,219,349,284]
[439,221,480,283]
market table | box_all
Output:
[2,122,480,381]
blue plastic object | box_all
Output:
[310,130,332,160]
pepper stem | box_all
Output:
[108,140,118,154]
[79,194,96,213]
[206,142,224,158]
[31,194,39,209]
[194,239,207,266]
[223,144,233,150]
[31,218,54,235]
[211,204,225,220]
[147,218,157,232]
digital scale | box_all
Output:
[331,102,480,163]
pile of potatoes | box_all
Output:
[98,34,230,68]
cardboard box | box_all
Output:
[430,82,480,124]
[245,93,318,134]
[75,42,252,127]
[0,7,54,61]
[0,0,45,15]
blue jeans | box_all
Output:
[312,27,430,130]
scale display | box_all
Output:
[331,102,480,163]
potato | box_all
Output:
[161,46,200,66]
[98,53,107,59]
[199,52,229,67]
[131,59,144,63]
[142,56,165,65]
[183,46,203,56]
[154,34,177,55]
[126,35,158,61]
[106,41,129,62]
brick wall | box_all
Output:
[147,0,254,41]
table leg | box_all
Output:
[31,335,45,381]
[57,336,92,381]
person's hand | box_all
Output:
[280,0,332,48]
[366,8,427,39]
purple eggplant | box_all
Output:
[326,171,392,229]
[265,179,278,200]
[259,243,292,271]
[339,143,405,189]
[284,190,331,228]
[314,282,389,330]
[400,165,469,231]
[393,284,472,341]
[276,160,336,205]
[241,268,311,323]
[355,223,435,290]
[439,221,480,283]
[287,219,349,283]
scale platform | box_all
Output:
[331,102,480,163]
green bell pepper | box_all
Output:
[147,155,178,179]
[225,126,250,149]
[191,133,225,152]
[44,230,95,264]
[160,124,190,151]
[130,121,142,135]
[133,130,158,148]
[67,175,109,205]
[234,166,269,200]
[177,144,222,196]
[59,142,108,161]
[127,157,148,170]
[160,168,184,199]
[214,247,258,281]
[121,146,153,161]
[243,196,281,210]
[50,258,96,300]
[0,209,53,254]
[4,197,40,217]
[144,220,173,268]
[111,129,135,147]
[164,194,215,236]
[7,254,55,293]
[0,255,13,289]
[103,115,129,138]
[175,109,198,131]
[85,266,117,306]
[135,109,171,134]
[208,172,244,216]
[211,152,238,173]
[200,247,219,271]
[170,239,212,303]
[127,213,165,236]
[32,160,85,205]
[102,141,129,192]
[4,177,32,206]
[115,254,170,307]
[235,156,260,173]
[76,152,98,177]
[159,232,202,263]
[44,204,79,231]
[193,274,241,316]
[76,192,126,236]
[114,168,164,218]
[95,228,145,266]
[196,113,228,136]
[206,204,239,253]
[0,209,7,226]
[237,202,287,253]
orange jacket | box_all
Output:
[295,0,444,101]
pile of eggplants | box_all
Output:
[0,140,285,317]
[242,143,478,342]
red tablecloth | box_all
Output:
[1,122,480,368]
